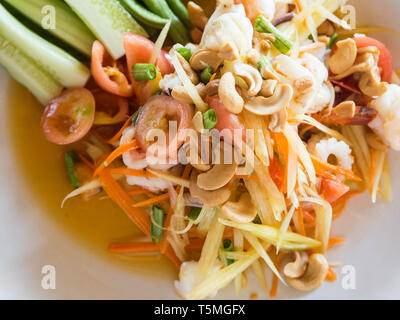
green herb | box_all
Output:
[327,33,339,49]
[132,107,142,125]
[151,206,164,243]
[254,15,293,54]
[200,66,213,84]
[64,151,80,188]
[176,47,192,61]
[188,207,202,221]
[253,214,262,224]
[120,0,170,29]
[222,239,234,265]
[202,109,217,130]
[132,63,157,81]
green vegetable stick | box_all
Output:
[254,15,293,54]
[203,109,218,130]
[64,151,80,188]
[151,206,164,243]
[120,0,169,29]
[166,0,190,27]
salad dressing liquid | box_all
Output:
[6,0,215,279]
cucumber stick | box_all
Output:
[0,33,63,105]
[2,0,96,57]
[65,0,148,60]
[0,4,90,88]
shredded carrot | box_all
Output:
[109,242,159,253]
[325,267,337,282]
[301,210,315,223]
[328,237,347,249]
[106,114,135,144]
[77,153,95,170]
[271,132,289,193]
[127,188,153,196]
[269,260,281,298]
[311,155,362,182]
[98,170,181,268]
[235,175,259,181]
[106,167,155,178]
[185,238,205,251]
[160,164,192,254]
[295,0,303,12]
[209,73,217,82]
[369,149,376,192]
[132,193,169,207]
[297,207,306,236]
[93,140,137,177]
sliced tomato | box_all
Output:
[319,177,350,203]
[41,88,95,145]
[135,95,192,159]
[123,33,174,83]
[93,91,129,125]
[91,41,133,97]
[209,96,246,144]
[353,36,393,83]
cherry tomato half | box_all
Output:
[319,177,350,203]
[41,88,95,145]
[93,91,129,125]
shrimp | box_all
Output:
[236,0,276,21]
[120,126,172,192]
[369,84,400,151]
[200,1,253,57]
[273,54,331,114]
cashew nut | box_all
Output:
[190,49,224,71]
[260,79,278,97]
[190,28,203,44]
[283,251,309,278]
[233,62,263,97]
[269,107,288,133]
[285,253,329,292]
[197,142,238,190]
[329,38,357,75]
[218,41,240,61]
[204,79,220,97]
[333,52,376,80]
[317,20,336,36]
[330,100,356,118]
[244,84,293,116]
[219,72,244,114]
[177,52,199,84]
[192,111,204,133]
[359,66,388,97]
[189,170,231,207]
[187,1,208,31]
[172,83,206,104]
[221,192,257,223]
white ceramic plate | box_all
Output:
[1,0,400,300]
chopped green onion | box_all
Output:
[188,207,202,221]
[257,54,273,76]
[151,206,164,243]
[327,33,339,49]
[254,15,293,54]
[64,151,80,188]
[132,107,142,125]
[222,239,234,265]
[176,47,192,61]
[253,214,262,224]
[200,66,213,84]
[132,63,157,81]
[202,109,217,130]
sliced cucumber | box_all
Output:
[65,0,148,60]
[0,4,90,88]
[2,0,96,57]
[0,33,63,105]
